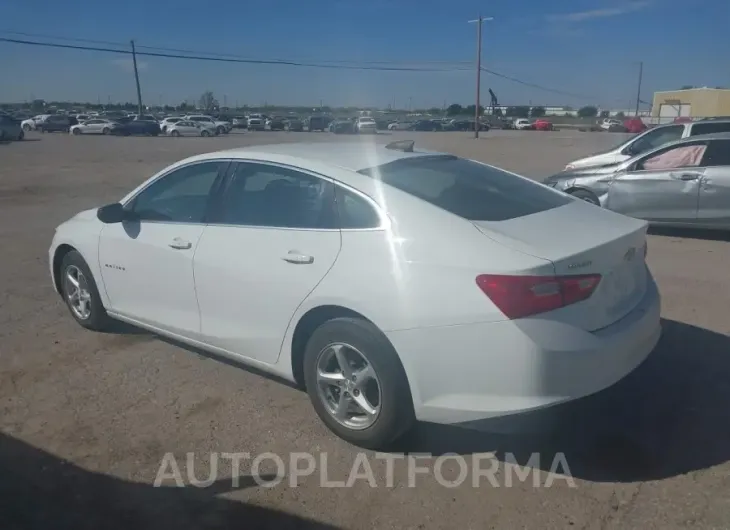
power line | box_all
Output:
[0,32,613,101]
[0,37,471,72]
[0,29,473,67]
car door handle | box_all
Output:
[672,172,701,181]
[169,238,192,250]
[282,252,314,264]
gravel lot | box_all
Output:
[2,129,730,530]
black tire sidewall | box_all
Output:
[303,317,415,449]
[59,251,110,331]
[571,189,600,205]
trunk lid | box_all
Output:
[473,200,649,331]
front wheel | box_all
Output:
[102,127,110,135]
[23,124,31,132]
[303,317,415,449]
[217,126,225,135]
[171,130,180,137]
[201,130,210,137]
[59,250,113,331]
[72,128,81,135]
[570,189,601,206]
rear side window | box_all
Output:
[690,122,730,136]
[701,140,730,167]
[335,187,380,229]
[358,156,570,221]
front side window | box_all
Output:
[637,144,707,171]
[127,161,225,223]
[216,163,335,229]
[358,156,570,221]
[630,125,684,154]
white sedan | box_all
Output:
[355,117,378,133]
[49,140,661,448]
[166,120,217,137]
[70,119,118,135]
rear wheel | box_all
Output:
[217,126,225,135]
[17,130,24,140]
[171,130,180,137]
[201,130,210,137]
[72,128,81,135]
[570,189,600,206]
[22,123,31,132]
[303,317,415,449]
[102,127,110,135]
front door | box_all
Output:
[98,160,228,336]
[607,141,707,222]
[194,161,342,364]
[697,139,730,227]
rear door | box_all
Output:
[697,139,730,226]
[606,140,708,222]
[193,161,342,364]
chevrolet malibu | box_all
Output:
[49,140,661,448]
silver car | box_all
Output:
[167,120,216,137]
[544,132,730,230]
[70,119,118,135]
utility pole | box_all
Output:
[469,15,494,138]
[130,40,144,116]
[634,61,644,117]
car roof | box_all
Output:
[202,141,446,172]
[669,131,730,144]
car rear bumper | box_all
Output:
[386,274,661,425]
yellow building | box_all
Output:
[652,87,730,121]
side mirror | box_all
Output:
[97,203,127,224]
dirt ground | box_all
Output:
[1,129,730,530]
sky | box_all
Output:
[1,0,728,109]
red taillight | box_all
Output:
[475,273,602,320]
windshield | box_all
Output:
[358,156,570,221]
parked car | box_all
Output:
[0,114,24,141]
[159,117,184,133]
[564,119,730,170]
[387,121,413,131]
[286,118,304,132]
[49,139,660,449]
[533,119,554,131]
[70,119,119,135]
[624,118,647,134]
[267,116,286,131]
[232,116,248,129]
[600,118,623,131]
[38,115,75,133]
[246,114,265,131]
[544,132,730,230]
[355,117,377,134]
[109,120,160,136]
[167,120,217,137]
[21,114,50,131]
[443,119,488,132]
[133,114,158,122]
[184,115,231,134]
[307,115,329,132]
[513,118,533,130]
[407,120,441,131]
[329,118,356,134]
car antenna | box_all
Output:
[385,140,415,152]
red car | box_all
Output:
[623,118,647,133]
[533,119,554,131]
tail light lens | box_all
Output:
[476,274,602,320]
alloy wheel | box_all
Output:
[315,343,381,430]
[64,265,92,320]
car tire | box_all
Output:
[217,126,225,135]
[17,130,24,140]
[102,127,110,135]
[201,130,210,137]
[22,124,31,132]
[72,128,81,135]
[171,130,180,136]
[59,250,113,332]
[570,189,601,206]
[303,317,415,449]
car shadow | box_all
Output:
[0,138,41,144]
[648,226,730,242]
[392,318,730,483]
[0,432,340,530]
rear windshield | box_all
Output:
[358,155,570,221]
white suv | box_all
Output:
[184,115,231,134]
